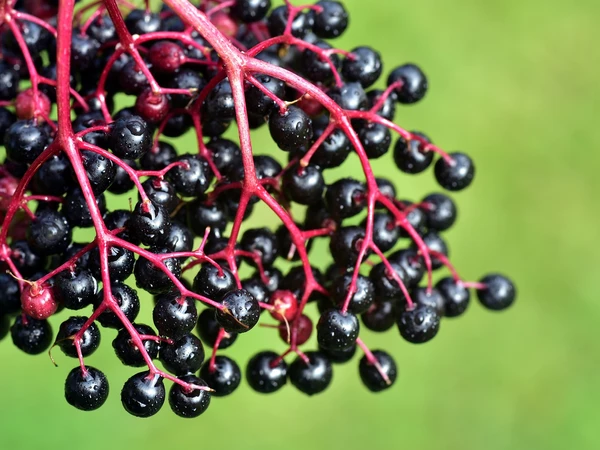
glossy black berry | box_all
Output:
[80,150,116,195]
[434,152,475,191]
[95,282,140,329]
[204,79,235,120]
[289,351,333,396]
[62,188,107,228]
[361,301,397,332]
[193,264,236,301]
[153,293,198,340]
[241,227,279,267]
[186,199,228,238]
[325,178,366,221]
[308,118,351,168]
[169,374,211,418]
[357,121,391,159]
[329,226,367,268]
[196,309,238,349]
[398,305,440,343]
[317,337,356,361]
[332,273,374,314]
[282,163,325,205]
[0,273,22,315]
[367,89,396,121]
[359,350,397,392]
[312,1,348,38]
[159,333,205,376]
[0,107,16,142]
[167,154,213,197]
[375,177,397,199]
[232,0,271,23]
[56,316,101,358]
[163,220,194,255]
[168,69,206,108]
[242,277,270,305]
[269,106,313,152]
[134,248,181,295]
[329,82,368,111]
[141,179,179,214]
[387,64,428,104]
[125,9,161,35]
[9,240,46,278]
[245,73,286,116]
[89,245,135,282]
[140,141,176,171]
[317,309,359,351]
[27,209,72,256]
[33,154,73,196]
[112,324,159,367]
[65,366,109,411]
[412,286,445,316]
[301,40,341,85]
[121,371,165,418]
[205,138,242,178]
[415,231,449,270]
[199,356,241,397]
[246,351,287,393]
[11,315,53,355]
[70,34,100,72]
[393,132,433,174]
[396,200,427,238]
[108,159,137,194]
[86,15,116,44]
[342,46,382,88]
[109,115,153,159]
[276,223,312,262]
[119,59,150,95]
[215,289,260,334]
[255,154,283,180]
[103,209,135,243]
[436,277,471,317]
[267,6,314,38]
[421,193,457,231]
[477,274,516,311]
[128,201,172,246]
[0,62,19,100]
[201,117,230,138]
[4,120,50,164]
[367,212,399,252]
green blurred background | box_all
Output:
[2,0,600,448]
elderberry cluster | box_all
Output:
[0,0,516,418]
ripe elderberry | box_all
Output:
[64,366,109,411]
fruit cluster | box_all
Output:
[0,0,516,418]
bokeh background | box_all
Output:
[1,0,600,449]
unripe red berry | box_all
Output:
[269,290,298,322]
[148,41,185,73]
[135,90,170,124]
[211,12,238,38]
[0,171,19,213]
[279,314,312,345]
[21,283,58,320]
[15,89,52,120]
